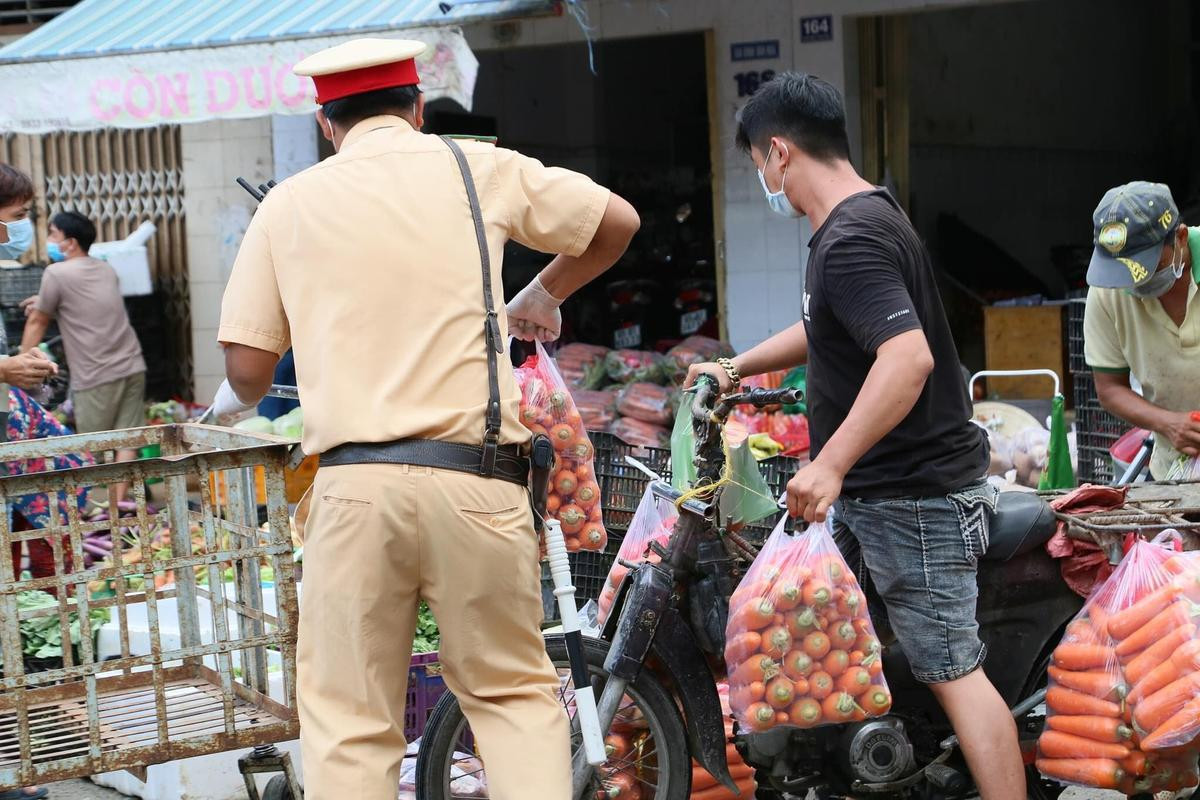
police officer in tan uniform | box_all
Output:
[211,38,639,799]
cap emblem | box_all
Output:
[1099,222,1127,254]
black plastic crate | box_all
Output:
[0,264,43,307]
[591,431,671,534]
[1072,372,1125,484]
[1067,296,1087,375]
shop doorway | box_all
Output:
[443,31,718,352]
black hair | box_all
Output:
[734,72,850,163]
[51,210,96,252]
[0,164,33,208]
[322,85,421,128]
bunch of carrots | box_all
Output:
[1036,539,1200,794]
[515,344,608,553]
[724,521,891,733]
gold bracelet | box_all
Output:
[716,357,741,388]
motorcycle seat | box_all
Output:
[984,491,1058,562]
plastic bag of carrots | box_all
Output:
[514,341,608,552]
[1036,533,1200,794]
[724,515,891,733]
[597,485,678,625]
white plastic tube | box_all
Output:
[544,519,607,766]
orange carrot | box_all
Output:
[1065,618,1104,643]
[760,625,793,660]
[1035,758,1124,789]
[764,676,795,710]
[731,597,777,631]
[1141,696,1200,750]
[1114,600,1198,658]
[1046,715,1133,743]
[729,681,765,712]
[1133,673,1200,733]
[1038,730,1130,760]
[1169,638,1200,671]
[788,697,822,727]
[1045,686,1121,717]
[731,655,779,687]
[1109,584,1182,641]
[1123,623,1195,681]
[743,701,777,732]
[1047,665,1127,701]
[1129,654,1189,706]
[724,631,762,663]
[1120,750,1147,777]
[1053,642,1117,671]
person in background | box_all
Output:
[0,387,92,800]
[212,38,637,799]
[1083,182,1200,479]
[20,210,145,504]
[687,73,1023,799]
[0,165,62,410]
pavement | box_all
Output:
[37,781,131,799]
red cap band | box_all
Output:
[312,59,420,104]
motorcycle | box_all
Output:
[416,376,1086,799]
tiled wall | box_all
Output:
[181,117,275,402]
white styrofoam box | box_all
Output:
[91,672,302,800]
[89,244,152,296]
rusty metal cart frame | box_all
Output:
[0,408,303,798]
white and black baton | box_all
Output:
[543,518,607,766]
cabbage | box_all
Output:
[272,407,303,440]
[233,416,274,434]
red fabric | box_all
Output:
[9,512,69,597]
[1045,484,1127,598]
[312,60,419,103]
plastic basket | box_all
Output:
[406,651,448,742]
[0,265,43,307]
[0,424,300,789]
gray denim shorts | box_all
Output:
[832,479,997,684]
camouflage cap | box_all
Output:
[1088,181,1180,289]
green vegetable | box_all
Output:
[233,416,274,435]
[272,407,303,440]
[414,602,440,653]
[15,591,110,660]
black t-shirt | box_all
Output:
[803,189,987,497]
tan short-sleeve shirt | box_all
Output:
[1084,226,1200,477]
[219,115,611,455]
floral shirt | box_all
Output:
[4,389,92,529]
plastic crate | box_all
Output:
[0,424,299,789]
[1072,372,1126,484]
[1067,296,1087,375]
[0,264,43,306]
[405,651,448,742]
[591,431,671,534]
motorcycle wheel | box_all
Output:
[415,633,691,799]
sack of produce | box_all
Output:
[555,342,611,390]
[514,341,608,553]
[597,484,678,624]
[610,417,670,453]
[725,516,890,733]
[664,336,735,383]
[1036,533,1200,793]
[605,349,668,385]
[617,382,676,425]
[767,413,810,457]
[573,388,619,432]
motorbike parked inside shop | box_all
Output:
[416,375,1087,800]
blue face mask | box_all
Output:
[758,143,802,219]
[0,217,33,260]
[46,241,67,263]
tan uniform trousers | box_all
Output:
[298,463,571,799]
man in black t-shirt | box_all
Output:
[688,73,1022,799]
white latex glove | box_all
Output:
[211,379,258,426]
[506,275,563,342]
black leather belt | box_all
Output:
[320,439,529,486]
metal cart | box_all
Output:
[0,410,303,798]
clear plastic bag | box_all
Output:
[554,343,611,390]
[662,336,734,383]
[720,421,781,527]
[725,516,890,733]
[605,349,668,384]
[514,341,608,552]
[597,485,678,625]
[1037,533,1200,793]
[616,382,675,425]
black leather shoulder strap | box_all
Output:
[441,135,503,477]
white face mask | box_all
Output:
[1130,243,1187,299]
[757,143,802,219]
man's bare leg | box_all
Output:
[109,448,137,506]
[929,669,1025,800]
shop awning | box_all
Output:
[0,0,556,133]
